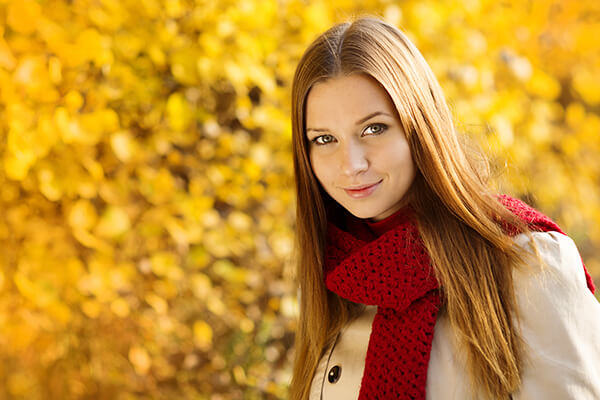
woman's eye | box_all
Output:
[312,134,335,145]
[363,123,387,135]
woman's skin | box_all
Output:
[305,73,416,222]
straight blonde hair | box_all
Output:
[290,17,533,400]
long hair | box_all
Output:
[290,17,534,400]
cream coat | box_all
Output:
[310,232,600,399]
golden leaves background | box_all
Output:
[0,0,598,399]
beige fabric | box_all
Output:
[309,305,377,400]
[310,232,600,399]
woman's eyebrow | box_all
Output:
[355,111,393,125]
[306,127,328,133]
[307,111,393,133]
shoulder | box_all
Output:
[509,234,600,398]
[512,231,590,293]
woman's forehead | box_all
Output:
[305,74,397,122]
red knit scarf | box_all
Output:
[323,195,595,399]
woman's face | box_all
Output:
[305,73,416,222]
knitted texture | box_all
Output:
[323,195,595,400]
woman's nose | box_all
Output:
[340,141,368,176]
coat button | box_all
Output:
[327,365,341,383]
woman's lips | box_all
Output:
[343,180,382,198]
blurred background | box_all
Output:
[0,0,598,398]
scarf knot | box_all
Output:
[323,196,595,400]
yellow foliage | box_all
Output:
[526,69,561,100]
[128,346,152,375]
[0,0,598,399]
[573,66,600,106]
[193,320,213,350]
[95,205,131,238]
[7,0,42,35]
[68,199,98,230]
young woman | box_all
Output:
[289,17,600,400]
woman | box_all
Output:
[289,17,600,400]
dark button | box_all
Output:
[327,365,341,383]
